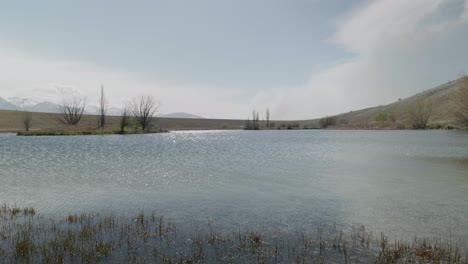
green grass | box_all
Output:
[0,204,466,263]
[373,112,388,122]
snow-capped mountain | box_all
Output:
[0,97,60,113]
[27,102,61,113]
[0,97,21,110]
[160,112,205,119]
[0,97,122,115]
[84,106,122,116]
[7,97,40,108]
[1,97,205,118]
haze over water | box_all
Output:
[1,130,467,246]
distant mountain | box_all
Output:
[0,97,21,110]
[85,105,100,115]
[1,97,204,119]
[0,97,61,113]
[107,107,123,116]
[26,102,61,113]
[7,97,39,108]
[84,106,122,116]
[160,112,205,119]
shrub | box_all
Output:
[319,116,336,128]
[407,100,432,129]
[286,122,300,130]
[373,112,388,122]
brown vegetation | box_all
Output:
[406,99,432,129]
[454,76,468,128]
[131,95,159,131]
[0,205,466,263]
[98,85,108,128]
[119,108,131,133]
[59,96,86,125]
[22,112,32,132]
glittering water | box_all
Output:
[1,130,467,244]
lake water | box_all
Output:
[1,130,467,246]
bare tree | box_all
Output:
[319,116,336,128]
[245,117,252,130]
[249,110,260,130]
[407,100,432,129]
[454,76,468,128]
[59,96,86,125]
[98,85,108,128]
[265,108,270,128]
[255,112,259,129]
[119,108,130,133]
[22,112,32,132]
[131,95,159,131]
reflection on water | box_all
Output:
[0,130,467,245]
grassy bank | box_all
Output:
[0,205,466,263]
[0,110,249,133]
[16,127,169,136]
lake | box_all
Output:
[1,130,467,246]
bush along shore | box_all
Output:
[0,205,467,263]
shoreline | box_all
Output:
[5,126,464,136]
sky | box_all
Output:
[1,0,468,119]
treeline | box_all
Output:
[20,86,161,134]
[244,108,271,130]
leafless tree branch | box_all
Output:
[266,108,270,128]
[407,99,432,129]
[131,95,159,131]
[119,108,130,133]
[98,85,108,128]
[22,112,32,132]
[59,96,86,125]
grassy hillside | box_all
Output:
[315,77,464,129]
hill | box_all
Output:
[0,97,20,111]
[309,77,464,129]
[160,112,205,119]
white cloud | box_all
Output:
[0,48,250,118]
[262,0,468,119]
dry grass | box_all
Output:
[0,110,316,133]
[0,110,250,132]
[315,77,466,129]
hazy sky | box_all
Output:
[1,0,468,119]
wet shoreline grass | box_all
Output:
[0,205,467,263]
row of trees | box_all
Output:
[245,108,271,130]
[22,86,160,133]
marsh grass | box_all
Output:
[0,205,466,263]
